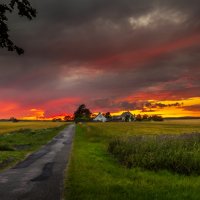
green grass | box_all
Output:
[108,133,200,175]
[65,120,200,200]
[0,123,67,170]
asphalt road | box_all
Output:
[0,124,75,200]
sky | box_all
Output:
[0,0,200,119]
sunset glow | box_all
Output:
[0,0,199,119]
[2,97,198,120]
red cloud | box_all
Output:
[95,32,200,67]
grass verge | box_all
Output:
[65,120,200,200]
[0,123,67,170]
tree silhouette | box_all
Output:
[74,104,91,123]
[151,115,164,121]
[135,114,142,121]
[64,115,71,121]
[142,114,149,120]
[0,0,36,54]
[105,112,112,119]
[9,117,19,122]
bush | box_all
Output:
[151,115,164,121]
[0,144,15,151]
[108,133,200,175]
[9,117,19,122]
[135,114,142,121]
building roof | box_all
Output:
[121,111,134,117]
[94,113,107,120]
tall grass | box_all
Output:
[108,133,200,175]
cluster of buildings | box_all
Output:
[93,111,135,122]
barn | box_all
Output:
[121,111,135,122]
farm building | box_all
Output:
[93,113,107,122]
[120,111,135,122]
[111,116,122,122]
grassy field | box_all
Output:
[0,122,67,170]
[65,120,200,200]
[108,133,200,175]
[0,121,66,135]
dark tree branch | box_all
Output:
[0,0,36,55]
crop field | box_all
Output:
[0,121,66,135]
[65,120,200,200]
[0,122,67,170]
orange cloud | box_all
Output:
[111,97,200,118]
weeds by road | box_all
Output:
[0,123,67,170]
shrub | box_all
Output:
[9,117,19,122]
[0,144,15,151]
[151,115,164,121]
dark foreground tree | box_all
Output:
[0,0,36,54]
[74,104,91,123]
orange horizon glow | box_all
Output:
[111,97,200,118]
[10,97,199,120]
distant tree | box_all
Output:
[142,114,149,121]
[64,115,71,121]
[148,115,152,121]
[105,112,112,119]
[9,117,18,122]
[52,118,62,122]
[152,115,164,121]
[0,0,36,54]
[74,104,91,123]
[135,114,142,121]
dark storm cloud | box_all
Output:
[90,98,149,112]
[37,0,154,23]
[36,0,200,25]
[0,0,200,116]
[6,0,200,63]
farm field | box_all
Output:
[0,122,67,170]
[0,121,66,135]
[65,120,200,200]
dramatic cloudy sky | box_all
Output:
[0,0,200,119]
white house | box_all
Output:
[93,113,107,122]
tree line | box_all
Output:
[7,104,163,122]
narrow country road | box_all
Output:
[0,124,75,200]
